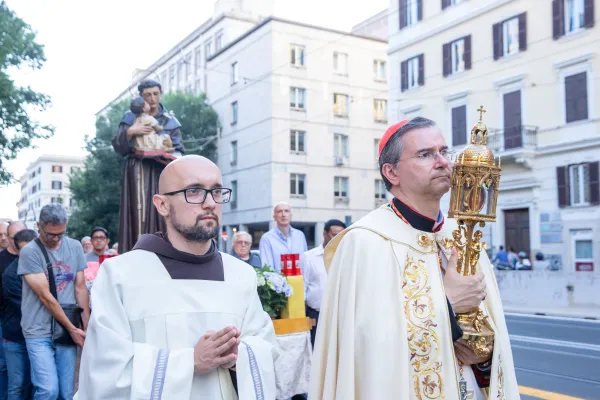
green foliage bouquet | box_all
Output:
[256,266,293,319]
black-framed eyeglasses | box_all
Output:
[40,227,68,240]
[91,236,107,241]
[162,187,232,204]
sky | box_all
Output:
[0,0,388,219]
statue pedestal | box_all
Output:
[133,150,177,166]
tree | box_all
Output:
[0,1,53,184]
[68,91,220,240]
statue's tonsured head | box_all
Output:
[137,79,162,95]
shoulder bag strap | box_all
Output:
[34,238,58,300]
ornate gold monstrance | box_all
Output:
[448,105,501,358]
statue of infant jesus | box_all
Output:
[129,97,174,153]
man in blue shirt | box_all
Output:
[492,245,512,270]
[259,202,308,272]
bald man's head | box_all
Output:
[6,221,26,254]
[154,155,225,244]
[0,222,9,250]
[158,155,220,195]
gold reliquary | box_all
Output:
[448,105,501,358]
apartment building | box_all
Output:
[388,0,599,272]
[16,155,85,228]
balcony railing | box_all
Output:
[487,125,538,153]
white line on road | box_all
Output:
[505,313,600,324]
[510,334,600,352]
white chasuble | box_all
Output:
[309,205,519,400]
[77,250,278,400]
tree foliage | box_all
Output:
[0,1,53,184]
[68,91,220,240]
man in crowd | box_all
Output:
[79,155,278,399]
[259,202,307,272]
[84,227,110,263]
[18,204,89,399]
[3,229,37,399]
[310,118,518,399]
[80,237,92,254]
[302,219,345,347]
[0,221,26,398]
[230,231,262,269]
[0,223,8,252]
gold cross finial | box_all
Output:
[477,105,486,122]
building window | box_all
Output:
[333,52,348,75]
[290,87,306,109]
[399,0,421,29]
[493,13,527,60]
[557,162,600,207]
[70,198,75,207]
[161,71,168,90]
[572,229,593,271]
[451,105,467,146]
[553,0,593,39]
[374,60,386,82]
[333,93,349,117]
[375,179,386,199]
[70,166,80,174]
[565,0,585,32]
[215,31,223,51]
[231,62,238,85]
[52,165,63,173]
[374,139,380,163]
[570,163,591,206]
[442,0,464,9]
[231,180,237,209]
[334,134,349,157]
[169,65,176,86]
[290,45,305,67]
[204,40,212,60]
[443,36,471,77]
[374,99,387,122]
[565,71,588,123]
[185,53,192,81]
[290,173,306,196]
[231,101,238,125]
[38,167,41,173]
[230,141,238,166]
[401,55,424,91]
[195,47,202,71]
[177,61,184,85]
[290,130,306,153]
[334,177,349,198]
[52,181,62,190]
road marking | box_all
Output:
[519,385,584,399]
[506,313,600,323]
[510,334,600,352]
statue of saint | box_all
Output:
[112,79,184,253]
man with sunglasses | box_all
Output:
[79,155,278,399]
[17,204,89,399]
[84,228,110,263]
[310,117,518,399]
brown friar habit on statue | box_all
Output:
[112,80,184,253]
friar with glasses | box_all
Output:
[112,79,185,254]
[79,155,278,399]
[310,117,518,399]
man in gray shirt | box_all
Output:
[18,204,89,400]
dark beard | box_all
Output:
[170,207,220,242]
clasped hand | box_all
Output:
[193,326,240,374]
[444,248,487,314]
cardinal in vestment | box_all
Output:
[112,79,185,254]
[310,117,519,399]
[78,155,278,399]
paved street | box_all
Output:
[506,313,600,399]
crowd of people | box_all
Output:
[0,115,521,399]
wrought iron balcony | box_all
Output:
[487,125,538,153]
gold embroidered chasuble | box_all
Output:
[309,205,519,400]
